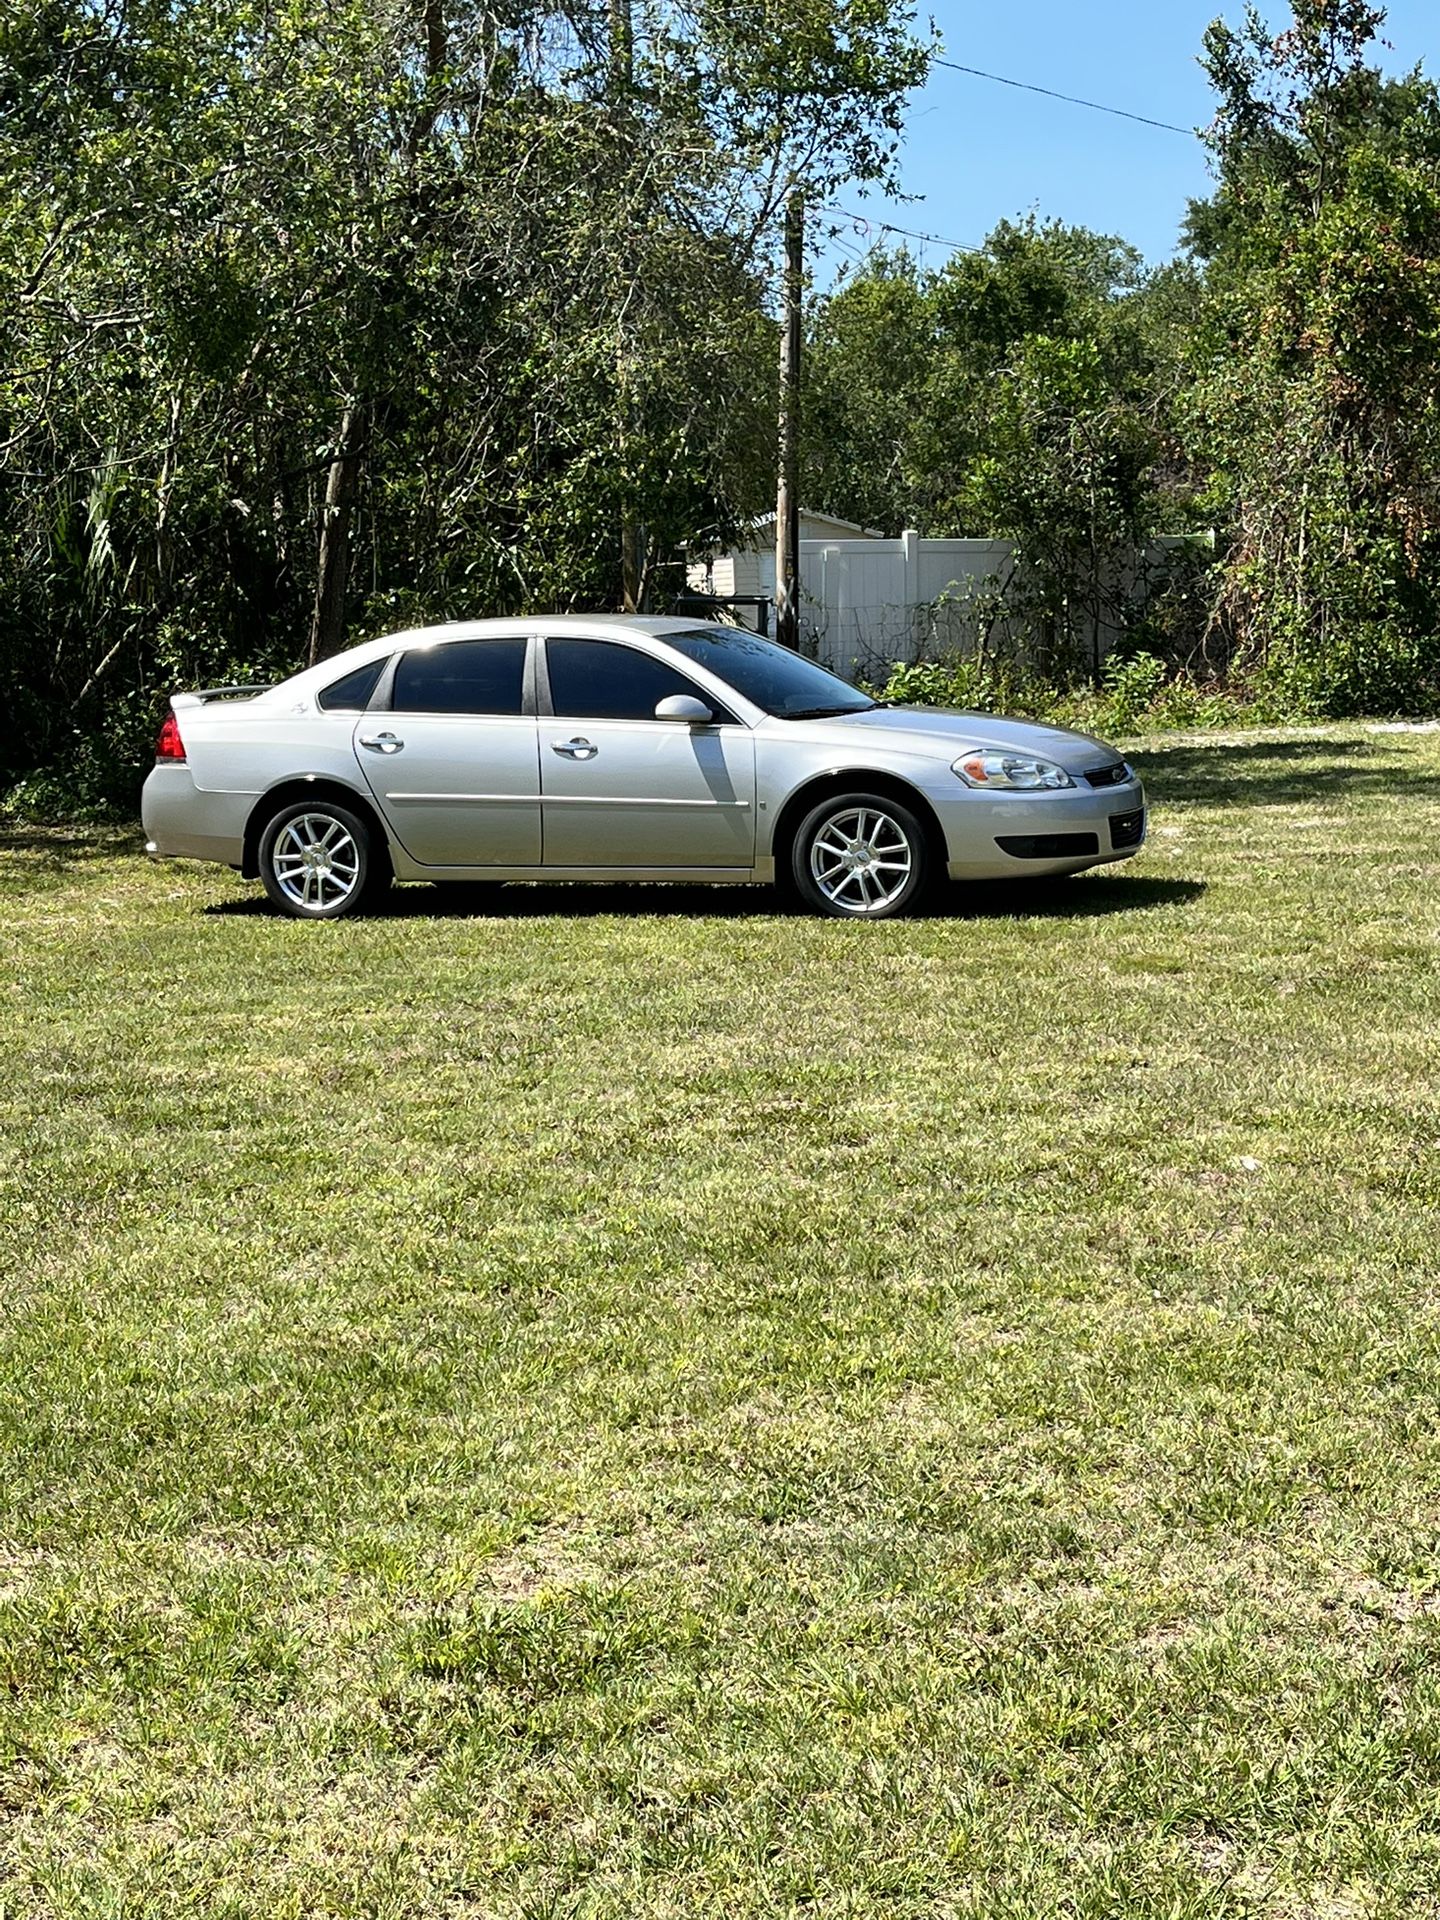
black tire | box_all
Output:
[258,799,387,919]
[789,789,932,919]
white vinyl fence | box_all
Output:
[725,530,1200,681]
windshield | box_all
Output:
[662,627,876,718]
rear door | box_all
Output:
[353,636,540,866]
[539,636,755,869]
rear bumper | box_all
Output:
[141,766,248,867]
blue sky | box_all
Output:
[823,0,1436,278]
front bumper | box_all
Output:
[932,777,1148,880]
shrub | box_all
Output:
[875,649,1287,735]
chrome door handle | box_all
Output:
[551,737,598,760]
[359,732,403,754]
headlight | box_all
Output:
[952,751,1075,791]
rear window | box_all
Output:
[392,640,527,715]
[317,658,386,712]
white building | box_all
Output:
[689,512,883,603]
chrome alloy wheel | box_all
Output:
[808,805,914,914]
[269,812,361,913]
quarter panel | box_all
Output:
[185,712,376,797]
[754,729,952,859]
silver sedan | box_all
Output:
[141,615,1147,919]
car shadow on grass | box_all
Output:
[204,873,1205,923]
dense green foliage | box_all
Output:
[803,223,1206,676]
[875,650,1273,739]
[805,226,1176,539]
[1187,2,1440,713]
[6,0,1440,813]
[805,1,1440,715]
[0,0,928,806]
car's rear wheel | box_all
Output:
[258,801,384,919]
[790,791,931,919]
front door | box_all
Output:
[540,637,756,869]
[354,636,541,866]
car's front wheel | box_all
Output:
[790,791,931,919]
[258,801,385,919]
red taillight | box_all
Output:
[155,711,186,762]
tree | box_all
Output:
[801,247,933,535]
[1186,1,1440,711]
[0,0,931,800]
[803,220,1193,674]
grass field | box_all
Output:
[4,726,1440,1918]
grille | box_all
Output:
[995,832,1101,860]
[1083,762,1130,789]
[1109,807,1146,849]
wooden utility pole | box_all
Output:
[774,186,803,650]
[612,0,646,613]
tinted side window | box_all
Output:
[546,639,732,722]
[318,658,385,712]
[392,640,526,715]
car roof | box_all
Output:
[285,614,756,700]
[313,614,716,669]
[389,614,712,646]
[521,615,714,635]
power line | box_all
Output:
[820,204,982,255]
[826,229,874,269]
[818,57,1199,262]
[932,57,1196,137]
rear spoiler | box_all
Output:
[171,684,275,709]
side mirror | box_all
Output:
[654,694,714,725]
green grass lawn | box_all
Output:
[5,726,1440,1919]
